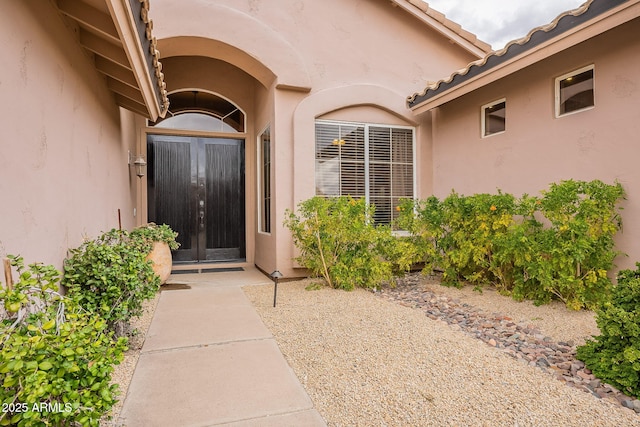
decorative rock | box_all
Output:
[377,272,639,415]
[577,370,594,380]
[589,379,602,389]
[537,358,550,368]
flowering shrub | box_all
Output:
[509,180,625,309]
[284,196,412,290]
[397,192,518,289]
[397,180,625,309]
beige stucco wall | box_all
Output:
[253,81,276,273]
[0,1,140,270]
[429,18,640,271]
[150,0,479,276]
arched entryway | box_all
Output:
[146,91,247,263]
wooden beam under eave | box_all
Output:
[107,77,145,104]
[95,56,138,89]
[56,0,120,44]
[115,95,150,118]
[79,30,129,68]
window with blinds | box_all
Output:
[315,120,414,225]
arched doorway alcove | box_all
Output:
[146,90,247,263]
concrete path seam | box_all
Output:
[140,336,276,355]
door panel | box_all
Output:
[147,135,197,262]
[202,139,245,261]
[147,134,245,263]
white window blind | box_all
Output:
[315,120,414,225]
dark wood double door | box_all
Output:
[147,134,245,263]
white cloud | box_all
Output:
[426,0,586,49]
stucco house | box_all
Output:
[1,0,639,279]
[0,0,167,267]
[409,0,640,272]
[0,0,488,277]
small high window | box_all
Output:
[556,65,594,117]
[481,99,506,137]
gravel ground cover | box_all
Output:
[243,276,640,427]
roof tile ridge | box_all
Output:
[407,58,485,103]
[492,0,593,56]
[407,0,595,104]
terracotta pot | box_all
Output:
[146,241,172,285]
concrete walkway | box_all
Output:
[118,268,326,427]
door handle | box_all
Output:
[199,211,205,227]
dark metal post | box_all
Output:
[270,270,283,307]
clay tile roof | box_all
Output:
[391,0,492,56]
[408,0,632,109]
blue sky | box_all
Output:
[426,0,587,49]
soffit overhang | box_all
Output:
[55,0,169,120]
[408,0,640,114]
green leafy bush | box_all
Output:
[397,180,625,309]
[0,256,126,426]
[284,196,408,290]
[441,192,517,288]
[509,180,624,309]
[396,196,446,277]
[63,229,161,335]
[129,223,180,252]
[577,263,640,398]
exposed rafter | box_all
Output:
[57,0,120,44]
[54,0,168,120]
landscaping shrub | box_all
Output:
[63,229,161,336]
[397,180,625,309]
[0,256,126,426]
[440,191,517,288]
[577,263,640,398]
[284,196,408,290]
[129,222,180,252]
[398,192,524,289]
[510,180,624,309]
[396,196,446,277]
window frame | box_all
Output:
[481,98,506,138]
[257,124,271,234]
[314,119,416,226]
[555,64,595,118]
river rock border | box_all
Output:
[376,273,640,415]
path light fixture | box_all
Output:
[270,270,283,307]
[134,155,147,178]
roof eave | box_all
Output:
[410,0,640,114]
[105,0,168,121]
[56,0,168,120]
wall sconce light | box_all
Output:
[270,270,283,307]
[133,155,147,178]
